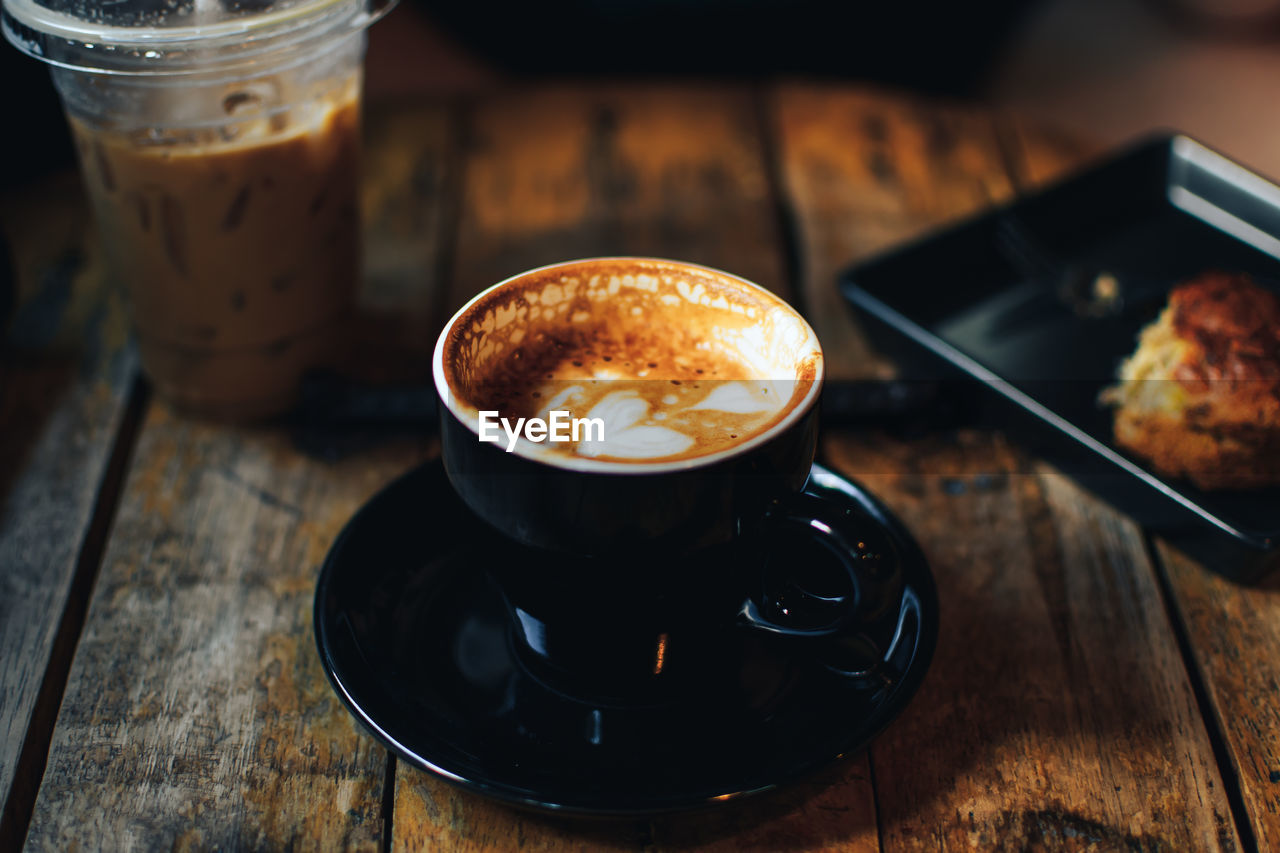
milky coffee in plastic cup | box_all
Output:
[3,0,396,418]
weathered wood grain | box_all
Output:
[768,85,1018,379]
[20,102,455,850]
[391,84,880,851]
[354,104,461,383]
[0,172,137,849]
[648,761,880,853]
[821,436,1239,851]
[23,413,429,850]
[1159,543,1280,852]
[443,85,790,313]
[392,774,650,852]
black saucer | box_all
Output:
[314,461,938,816]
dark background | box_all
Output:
[2,0,1033,190]
[10,0,1280,191]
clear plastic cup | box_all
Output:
[2,0,396,419]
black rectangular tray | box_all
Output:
[839,133,1280,582]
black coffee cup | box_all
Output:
[431,258,897,694]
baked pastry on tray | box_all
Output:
[1101,271,1280,490]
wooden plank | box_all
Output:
[354,104,461,383]
[1159,544,1280,852]
[0,172,137,848]
[390,84,879,852]
[994,115,1099,192]
[21,101,455,850]
[393,774,650,852]
[23,415,427,850]
[393,761,881,853]
[443,84,790,313]
[769,85,1018,379]
[649,762,879,852]
[821,437,1239,851]
[1003,114,1280,851]
[776,89,1239,849]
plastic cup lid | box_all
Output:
[2,0,395,74]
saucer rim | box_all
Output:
[313,460,938,817]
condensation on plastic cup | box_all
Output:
[1,0,398,419]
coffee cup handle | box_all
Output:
[737,491,898,643]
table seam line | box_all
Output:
[0,373,150,850]
[1143,531,1258,853]
[751,84,806,313]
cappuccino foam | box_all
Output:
[441,260,821,464]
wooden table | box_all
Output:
[1,83,1277,852]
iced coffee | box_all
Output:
[70,72,361,418]
[3,0,396,419]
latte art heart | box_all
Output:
[529,380,786,460]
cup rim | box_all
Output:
[432,257,825,475]
[1,0,394,75]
